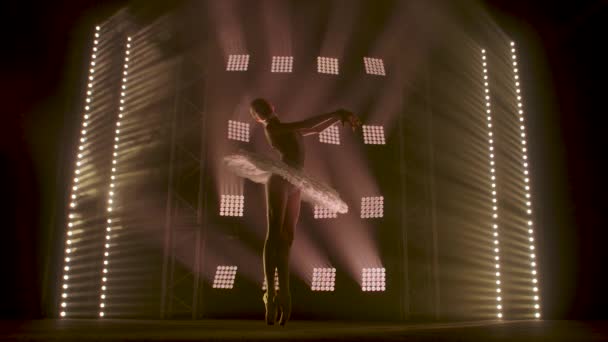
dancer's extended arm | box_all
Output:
[272,110,361,136]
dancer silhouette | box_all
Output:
[226,98,361,325]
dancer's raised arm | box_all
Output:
[271,109,362,136]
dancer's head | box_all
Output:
[250,98,275,124]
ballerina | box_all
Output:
[223,98,361,325]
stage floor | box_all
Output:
[1,319,607,341]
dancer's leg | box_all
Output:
[264,175,288,324]
[277,188,301,326]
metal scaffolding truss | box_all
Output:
[160,56,208,319]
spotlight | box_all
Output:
[317,57,339,75]
[226,54,250,71]
[362,125,386,145]
[361,196,384,218]
[361,267,386,292]
[363,57,386,76]
[227,120,250,142]
[212,265,238,289]
[271,56,294,73]
[311,267,336,291]
[314,205,337,219]
[319,125,340,145]
[220,194,244,217]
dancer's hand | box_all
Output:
[336,109,362,132]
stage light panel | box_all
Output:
[271,56,293,73]
[226,54,250,71]
[99,37,132,318]
[317,57,339,75]
[363,57,386,76]
[481,48,503,319]
[219,194,244,217]
[362,125,386,145]
[314,205,338,219]
[361,267,386,292]
[511,41,541,319]
[361,196,384,219]
[227,120,250,142]
[318,125,340,145]
[262,267,280,291]
[311,267,336,292]
[61,25,102,318]
[212,265,238,289]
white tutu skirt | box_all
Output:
[223,150,348,214]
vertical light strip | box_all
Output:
[481,48,503,319]
[98,36,131,318]
[510,41,541,319]
[59,25,101,318]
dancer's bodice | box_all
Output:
[264,118,305,169]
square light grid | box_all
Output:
[220,194,244,217]
[364,57,386,76]
[319,125,340,145]
[362,267,386,292]
[361,196,384,219]
[228,120,250,142]
[362,125,386,145]
[311,267,336,292]
[314,205,337,219]
[262,267,279,291]
[212,265,238,289]
[317,57,339,75]
[226,54,250,71]
[271,56,293,73]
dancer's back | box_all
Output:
[264,116,305,170]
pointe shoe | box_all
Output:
[277,292,291,326]
[263,292,277,325]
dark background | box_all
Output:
[1,0,605,320]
